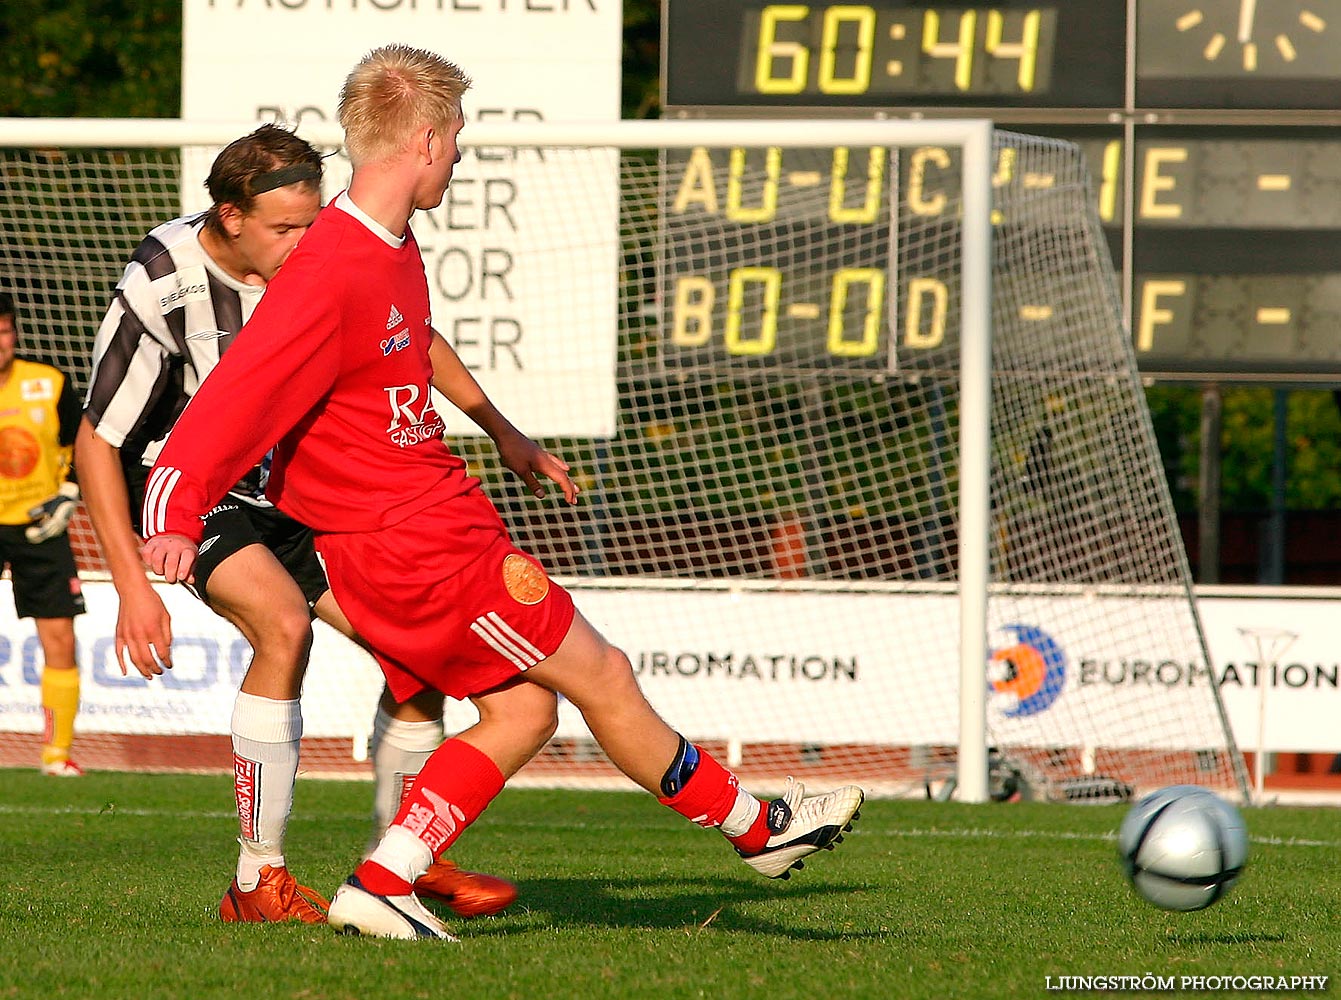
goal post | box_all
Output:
[0,116,1248,802]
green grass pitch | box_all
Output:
[0,770,1335,999]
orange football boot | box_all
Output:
[413,859,517,917]
[219,864,330,924]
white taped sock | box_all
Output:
[719,787,762,838]
[231,692,302,890]
[369,706,443,847]
[367,824,435,886]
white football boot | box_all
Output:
[737,778,865,879]
[328,877,457,940]
[40,758,84,777]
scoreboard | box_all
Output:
[661,1,1341,381]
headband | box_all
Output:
[251,163,321,195]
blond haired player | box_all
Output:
[78,126,534,925]
[141,45,864,940]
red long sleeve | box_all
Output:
[143,203,470,542]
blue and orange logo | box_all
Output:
[989,624,1066,717]
[380,329,411,356]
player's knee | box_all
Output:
[32,619,76,664]
[253,604,316,664]
[512,702,558,756]
[40,633,77,666]
[597,643,635,686]
[576,644,638,707]
[475,682,558,751]
[523,691,560,752]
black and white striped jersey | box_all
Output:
[84,214,273,507]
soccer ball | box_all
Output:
[1117,785,1248,912]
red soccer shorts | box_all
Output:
[313,487,575,701]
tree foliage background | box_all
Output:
[0,0,181,117]
[0,0,662,119]
[2,0,1338,530]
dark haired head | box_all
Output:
[204,125,323,237]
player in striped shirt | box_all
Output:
[141,46,865,941]
[77,125,531,924]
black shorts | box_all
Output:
[193,501,330,609]
[0,524,86,620]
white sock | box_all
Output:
[367,824,434,887]
[719,788,762,838]
[231,692,302,890]
[368,706,443,850]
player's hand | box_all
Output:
[494,428,580,505]
[115,582,174,678]
[140,533,199,585]
[25,481,80,543]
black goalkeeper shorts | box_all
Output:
[0,524,86,619]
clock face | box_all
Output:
[1138,0,1339,77]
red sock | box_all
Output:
[657,746,757,829]
[726,806,774,854]
[382,737,504,856]
[353,860,413,896]
[351,741,503,896]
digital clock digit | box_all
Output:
[742,5,1057,98]
[668,265,888,361]
[1133,134,1341,229]
[1135,274,1341,376]
[660,145,900,370]
[662,0,1124,110]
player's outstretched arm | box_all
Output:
[143,264,342,541]
[500,437,578,505]
[75,417,176,678]
[428,329,579,504]
[141,533,199,586]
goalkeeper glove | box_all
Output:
[25,481,80,543]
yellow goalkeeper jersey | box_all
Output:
[0,358,78,525]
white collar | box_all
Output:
[333,191,405,248]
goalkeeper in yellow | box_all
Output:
[0,291,86,775]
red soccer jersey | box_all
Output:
[143,200,477,542]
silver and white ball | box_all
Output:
[1118,785,1248,912]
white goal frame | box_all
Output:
[0,115,996,800]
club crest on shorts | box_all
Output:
[502,553,549,605]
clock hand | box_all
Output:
[1237,0,1257,43]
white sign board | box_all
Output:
[0,583,385,740]
[1,583,1337,757]
[180,0,622,437]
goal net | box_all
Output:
[0,117,1248,801]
